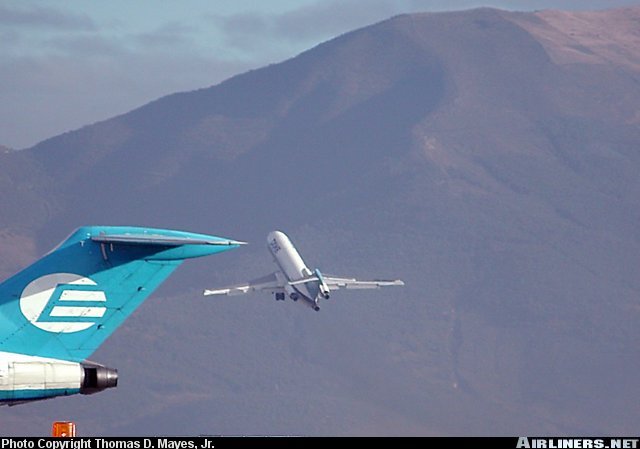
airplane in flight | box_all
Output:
[203,230,404,311]
[0,226,244,405]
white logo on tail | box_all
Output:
[19,273,107,333]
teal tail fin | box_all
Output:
[0,226,242,362]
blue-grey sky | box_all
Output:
[2,0,639,149]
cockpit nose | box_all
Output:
[267,231,288,254]
[267,230,286,243]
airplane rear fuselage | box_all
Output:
[0,226,242,405]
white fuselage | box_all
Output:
[267,231,311,281]
[267,231,318,307]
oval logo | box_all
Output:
[19,273,107,333]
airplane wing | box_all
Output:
[203,272,285,296]
[322,275,404,290]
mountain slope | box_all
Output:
[1,7,639,435]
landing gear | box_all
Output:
[275,292,285,301]
[290,293,299,301]
[314,306,320,312]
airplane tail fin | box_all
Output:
[0,226,241,362]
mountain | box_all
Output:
[1,6,640,436]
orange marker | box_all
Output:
[51,421,76,437]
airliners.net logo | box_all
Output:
[517,438,639,449]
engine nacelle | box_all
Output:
[80,362,118,395]
[1,358,117,403]
[315,269,331,299]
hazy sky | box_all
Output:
[2,0,640,149]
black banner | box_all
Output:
[0,438,638,449]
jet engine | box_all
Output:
[80,362,118,395]
[3,359,118,403]
[314,269,331,299]
[319,283,330,300]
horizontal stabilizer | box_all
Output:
[92,234,246,247]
